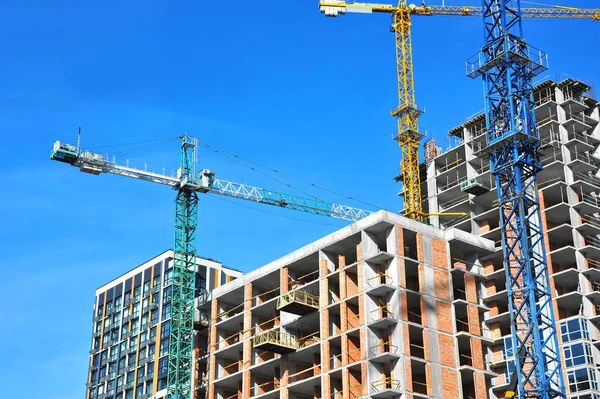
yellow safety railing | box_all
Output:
[253,329,298,349]
[370,342,399,357]
[367,273,393,288]
[371,377,401,392]
[370,306,395,321]
[276,289,319,310]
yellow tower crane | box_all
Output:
[319,1,600,222]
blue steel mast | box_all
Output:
[467,1,565,398]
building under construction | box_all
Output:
[85,78,600,399]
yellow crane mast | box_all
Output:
[319,1,600,222]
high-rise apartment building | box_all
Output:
[86,250,242,399]
[425,78,600,399]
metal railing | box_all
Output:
[367,273,393,289]
[371,377,401,392]
[580,193,600,208]
[369,342,399,357]
[253,330,298,349]
[370,306,395,323]
[276,289,319,310]
[570,151,598,167]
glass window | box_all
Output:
[131,320,139,334]
[119,357,126,370]
[564,342,594,369]
[158,357,168,375]
[137,367,145,378]
[150,327,156,340]
[146,382,153,395]
[115,297,122,311]
[151,310,159,325]
[136,385,144,398]
[502,336,513,359]
[101,350,108,361]
[163,287,172,304]
[105,317,112,328]
[158,377,167,390]
[140,331,147,342]
[147,362,154,376]
[133,303,140,317]
[561,318,589,343]
[160,340,169,356]
[99,366,107,377]
[103,333,110,344]
[162,304,171,319]
[125,389,133,399]
[98,385,105,395]
[123,308,130,318]
[142,298,149,308]
[165,270,173,286]
[96,322,102,332]
[141,314,149,329]
[117,376,124,387]
[568,368,598,393]
[148,344,155,358]
[122,323,129,334]
[161,321,170,339]
[106,301,113,312]
[113,314,121,325]
[120,342,127,352]
[144,281,151,292]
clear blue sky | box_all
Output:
[0,1,598,398]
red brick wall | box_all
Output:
[474,371,487,399]
[432,238,449,269]
[438,334,456,367]
[434,269,451,301]
[441,368,459,399]
[467,305,481,336]
[436,301,454,333]
[471,338,484,370]
[397,226,405,256]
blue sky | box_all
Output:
[1,1,599,398]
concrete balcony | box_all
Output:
[368,307,397,329]
[370,378,402,398]
[366,273,396,296]
[368,343,401,363]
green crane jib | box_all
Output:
[50,135,373,399]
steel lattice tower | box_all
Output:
[467,1,565,397]
[167,135,199,399]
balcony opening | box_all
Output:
[455,304,469,333]
[452,273,467,301]
[406,292,423,325]
[404,260,420,292]
[348,335,362,363]
[410,360,428,395]
[330,343,342,370]
[460,370,477,399]
[251,372,279,397]
[330,311,341,336]
[403,229,418,260]
[409,325,425,359]
[348,367,363,399]
[330,377,343,399]
[328,275,340,304]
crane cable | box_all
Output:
[199,141,384,210]
[210,195,346,228]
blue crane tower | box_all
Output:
[467,1,565,398]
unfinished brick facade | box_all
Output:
[198,211,494,399]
